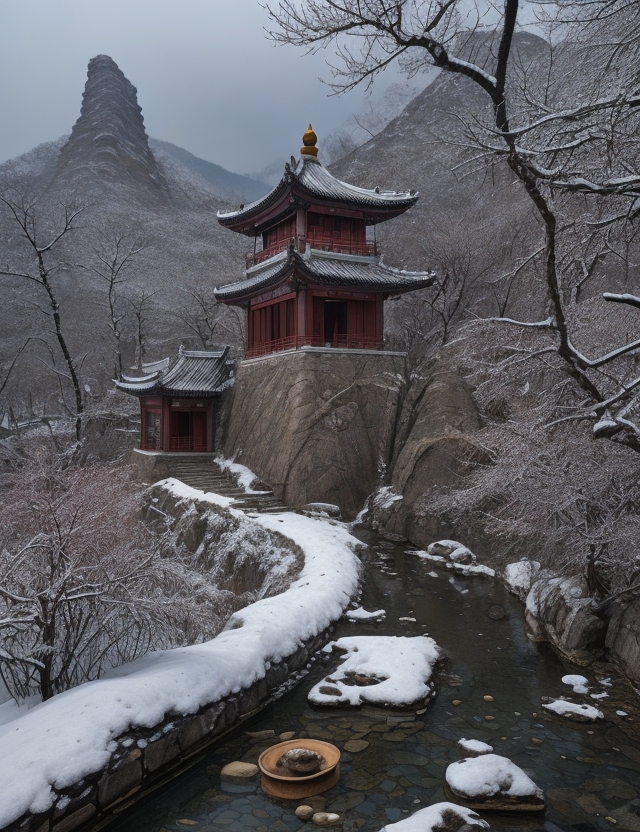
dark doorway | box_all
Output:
[170,410,208,451]
[324,300,348,344]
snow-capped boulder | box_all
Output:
[458,738,493,757]
[445,754,544,812]
[428,540,476,564]
[380,802,489,831]
[503,560,541,600]
[542,699,604,722]
[308,635,440,708]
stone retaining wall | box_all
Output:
[6,628,335,832]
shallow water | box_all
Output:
[107,529,640,832]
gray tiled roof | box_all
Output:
[115,348,231,397]
[217,156,418,226]
[214,250,434,302]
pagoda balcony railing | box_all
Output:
[246,334,382,359]
[245,237,378,268]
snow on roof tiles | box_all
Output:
[114,348,231,397]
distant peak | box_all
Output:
[52,55,169,201]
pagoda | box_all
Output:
[114,347,231,452]
[215,127,434,357]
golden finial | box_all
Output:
[300,123,318,157]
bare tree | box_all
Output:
[0,192,84,440]
[89,235,146,377]
[127,287,157,372]
[266,0,640,450]
[0,454,243,701]
[176,288,244,351]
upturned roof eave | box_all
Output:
[217,161,420,235]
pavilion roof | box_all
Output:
[115,348,232,397]
[214,249,435,303]
[217,155,419,234]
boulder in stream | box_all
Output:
[445,754,544,812]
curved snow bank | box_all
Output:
[0,490,362,829]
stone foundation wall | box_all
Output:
[5,629,334,832]
[221,348,406,519]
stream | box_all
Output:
[106,527,640,832]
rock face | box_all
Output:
[53,54,169,200]
[605,595,640,686]
[524,573,606,664]
[369,360,485,546]
[221,349,405,518]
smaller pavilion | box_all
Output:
[214,127,434,358]
[115,347,231,453]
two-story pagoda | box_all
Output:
[215,127,434,357]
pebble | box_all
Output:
[279,731,296,741]
[483,695,494,702]
[484,715,495,721]
[313,812,342,826]
[452,700,462,706]
[295,806,315,820]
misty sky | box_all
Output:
[0,0,401,175]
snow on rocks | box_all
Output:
[561,674,590,694]
[214,454,268,493]
[344,606,386,622]
[542,699,604,722]
[308,635,440,708]
[458,738,494,757]
[0,497,362,829]
[411,540,495,578]
[445,754,544,812]
[503,560,541,600]
[380,802,489,831]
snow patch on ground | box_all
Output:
[562,674,590,694]
[308,635,440,708]
[0,505,362,828]
[381,802,489,831]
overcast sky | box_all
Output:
[0,0,402,175]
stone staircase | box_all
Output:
[164,456,289,514]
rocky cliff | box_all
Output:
[52,55,169,201]
[222,349,405,519]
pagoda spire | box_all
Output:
[300,124,318,158]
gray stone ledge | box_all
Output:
[4,626,335,832]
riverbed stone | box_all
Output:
[312,812,341,826]
[344,740,369,752]
[98,759,143,809]
[295,806,315,820]
[221,762,259,781]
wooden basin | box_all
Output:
[258,739,341,799]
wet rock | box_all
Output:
[605,595,640,688]
[220,761,259,781]
[245,730,275,740]
[296,805,315,820]
[279,731,296,741]
[344,740,369,753]
[312,812,342,826]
